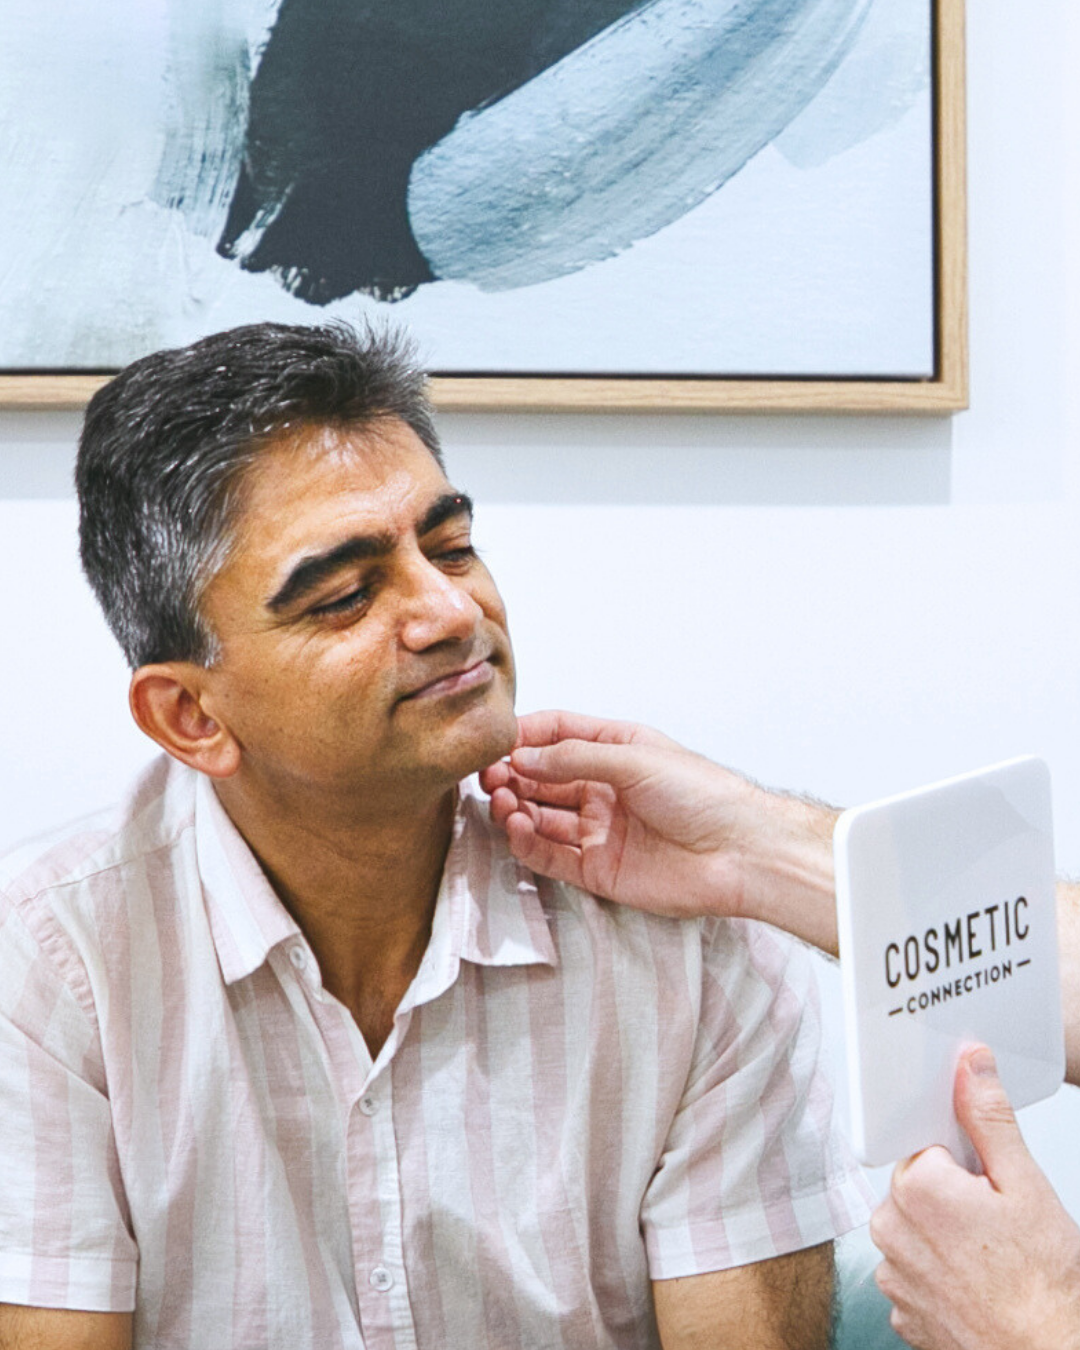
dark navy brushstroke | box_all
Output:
[217,0,653,303]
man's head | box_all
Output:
[77,322,517,808]
[77,320,441,670]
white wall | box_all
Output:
[2,4,1078,1211]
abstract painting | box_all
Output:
[0,0,963,409]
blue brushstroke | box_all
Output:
[775,0,929,169]
[408,0,873,292]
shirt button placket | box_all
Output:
[348,1082,417,1348]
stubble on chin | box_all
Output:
[462,677,518,781]
[482,704,519,771]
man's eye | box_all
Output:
[312,586,372,618]
[436,544,476,567]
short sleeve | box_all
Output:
[641,918,873,1279]
[0,890,138,1311]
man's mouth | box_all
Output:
[399,657,495,703]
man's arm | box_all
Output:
[652,1244,835,1350]
[0,1306,132,1350]
[0,890,140,1337]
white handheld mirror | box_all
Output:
[834,757,1063,1168]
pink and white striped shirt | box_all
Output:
[0,757,871,1348]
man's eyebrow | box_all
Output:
[418,491,473,537]
[266,492,474,613]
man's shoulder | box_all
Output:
[0,754,196,911]
[541,877,804,982]
[0,756,201,1036]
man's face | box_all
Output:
[196,419,517,809]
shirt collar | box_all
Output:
[195,773,302,985]
[442,777,557,969]
[194,773,557,990]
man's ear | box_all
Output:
[129,664,241,779]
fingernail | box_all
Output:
[968,1046,997,1077]
[513,748,539,769]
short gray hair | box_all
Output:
[76,321,441,669]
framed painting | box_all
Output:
[0,0,965,413]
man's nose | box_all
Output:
[398,555,481,650]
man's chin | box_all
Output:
[452,702,518,780]
[474,712,518,776]
[389,682,517,789]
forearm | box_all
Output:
[653,1243,834,1349]
[0,1306,132,1350]
[1058,881,1080,1087]
[731,783,840,958]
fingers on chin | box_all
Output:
[514,709,586,747]
[488,785,518,822]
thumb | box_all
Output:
[511,738,648,790]
[954,1044,1033,1186]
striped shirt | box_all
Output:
[0,756,871,1348]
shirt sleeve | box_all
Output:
[641,917,874,1279]
[0,889,138,1311]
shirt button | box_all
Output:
[369,1265,394,1292]
[289,945,307,970]
[501,861,520,889]
[359,1094,378,1116]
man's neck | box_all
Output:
[212,773,457,1056]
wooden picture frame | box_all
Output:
[0,0,965,415]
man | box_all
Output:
[0,323,870,1349]
[480,710,1080,1349]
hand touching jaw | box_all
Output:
[480,710,838,951]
